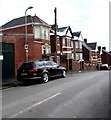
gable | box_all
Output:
[66,29,72,37]
[56,26,73,37]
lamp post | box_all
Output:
[25,6,33,62]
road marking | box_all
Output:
[9,92,61,118]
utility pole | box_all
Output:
[54,7,57,63]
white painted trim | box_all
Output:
[62,46,72,49]
[57,51,72,54]
[1,23,50,31]
[0,55,3,60]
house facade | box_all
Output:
[72,31,84,71]
[101,47,111,67]
[82,39,101,70]
[50,26,73,70]
[0,15,51,80]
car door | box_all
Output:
[50,61,61,76]
[44,61,54,77]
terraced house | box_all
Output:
[0,15,51,82]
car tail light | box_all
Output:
[28,68,37,72]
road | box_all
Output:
[2,71,110,118]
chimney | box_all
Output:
[98,46,101,53]
[84,38,87,43]
[102,47,106,51]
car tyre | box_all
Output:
[62,70,66,78]
[42,73,49,83]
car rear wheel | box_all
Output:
[42,73,49,83]
[62,70,66,78]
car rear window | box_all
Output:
[20,62,36,70]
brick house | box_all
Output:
[101,47,111,67]
[82,39,101,70]
[0,15,51,80]
[72,31,84,71]
[50,26,73,70]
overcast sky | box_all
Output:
[0,0,110,51]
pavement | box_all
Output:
[0,70,97,90]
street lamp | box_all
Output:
[25,6,33,62]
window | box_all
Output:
[76,53,79,60]
[45,28,49,40]
[44,61,52,67]
[41,26,49,40]
[75,41,79,49]
[37,61,44,68]
[41,26,44,39]
[67,39,71,47]
[79,41,82,49]
[34,26,40,38]
[63,38,66,47]
[80,53,82,60]
[71,41,73,48]
[35,26,49,40]
[51,61,58,67]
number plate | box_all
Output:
[21,73,27,76]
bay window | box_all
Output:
[34,26,40,38]
[34,26,49,40]
[75,41,79,49]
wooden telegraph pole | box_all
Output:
[54,7,57,63]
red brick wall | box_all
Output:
[50,35,60,55]
[1,24,51,77]
[82,46,90,62]
[102,50,111,66]
[72,61,80,71]
[2,25,33,34]
[2,35,42,76]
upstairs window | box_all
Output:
[34,26,49,40]
[62,38,66,47]
[67,39,71,47]
[41,26,49,40]
[75,41,79,49]
[34,26,40,38]
[71,41,73,48]
[79,41,82,49]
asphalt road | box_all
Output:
[2,71,110,118]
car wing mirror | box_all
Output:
[57,65,60,68]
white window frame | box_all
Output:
[62,38,66,47]
[79,41,82,49]
[34,26,41,39]
[75,41,79,49]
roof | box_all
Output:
[1,15,49,29]
[72,31,81,38]
[87,42,97,50]
[82,42,92,51]
[102,49,111,56]
[56,26,73,37]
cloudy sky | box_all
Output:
[0,0,110,50]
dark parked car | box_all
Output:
[17,60,66,84]
[100,64,109,70]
